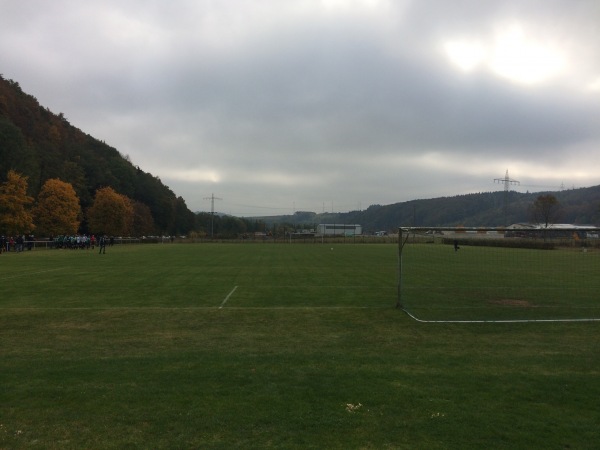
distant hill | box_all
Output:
[0,75,195,234]
[255,186,600,233]
[3,75,599,237]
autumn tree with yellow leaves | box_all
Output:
[0,170,35,235]
[34,178,81,236]
[87,186,134,236]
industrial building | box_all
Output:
[316,224,362,236]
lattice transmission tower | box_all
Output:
[494,169,520,225]
[204,193,222,238]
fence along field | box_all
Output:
[398,227,600,323]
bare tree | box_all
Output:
[531,194,560,228]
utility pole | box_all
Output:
[494,169,520,225]
[204,193,222,238]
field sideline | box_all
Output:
[1,243,599,448]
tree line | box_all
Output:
[2,75,598,238]
[0,170,149,237]
[0,169,275,239]
[0,75,322,239]
[0,75,196,236]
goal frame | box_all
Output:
[396,226,600,323]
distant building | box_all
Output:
[507,223,597,230]
[505,223,598,239]
[316,224,362,236]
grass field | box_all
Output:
[401,242,600,322]
[1,243,600,449]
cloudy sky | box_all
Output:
[2,0,599,216]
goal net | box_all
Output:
[397,227,600,322]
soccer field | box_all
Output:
[1,243,600,448]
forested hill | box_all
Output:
[3,76,599,237]
[260,186,600,233]
[0,75,195,234]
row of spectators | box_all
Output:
[53,235,114,249]
[0,234,115,253]
[1,235,34,253]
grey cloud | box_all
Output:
[1,0,599,215]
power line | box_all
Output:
[223,201,364,214]
[519,183,564,190]
[227,203,290,211]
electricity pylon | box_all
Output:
[494,169,520,226]
[204,193,222,238]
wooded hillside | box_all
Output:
[2,75,599,238]
[257,185,600,233]
[0,75,195,235]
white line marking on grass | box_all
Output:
[0,305,389,311]
[401,308,600,323]
[219,286,238,309]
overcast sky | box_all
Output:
[2,0,599,216]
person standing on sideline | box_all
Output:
[99,235,107,254]
[18,234,24,252]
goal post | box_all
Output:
[397,226,600,323]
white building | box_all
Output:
[505,223,599,239]
[316,224,362,236]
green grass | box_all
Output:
[1,243,600,448]
[401,243,600,321]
